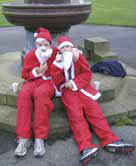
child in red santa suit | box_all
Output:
[50,36,135,164]
[15,28,58,157]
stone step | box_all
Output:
[79,45,118,64]
[0,52,136,142]
[84,37,112,53]
[0,74,125,106]
[0,89,135,141]
[0,104,70,141]
[90,51,118,64]
[0,52,126,107]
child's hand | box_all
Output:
[72,48,82,62]
[55,53,62,62]
[37,63,48,75]
[65,81,73,90]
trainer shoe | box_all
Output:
[14,138,32,157]
[80,147,99,164]
[33,139,45,157]
[105,140,135,154]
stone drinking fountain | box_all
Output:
[2,0,92,57]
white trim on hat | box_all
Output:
[34,32,38,38]
[58,41,73,49]
[35,38,48,43]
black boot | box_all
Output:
[80,147,99,164]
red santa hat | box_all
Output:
[34,27,52,43]
[57,36,74,49]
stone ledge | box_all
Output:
[91,51,118,64]
[0,97,134,141]
[0,74,125,106]
[0,52,126,106]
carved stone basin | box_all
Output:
[2,0,92,33]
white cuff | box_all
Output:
[53,60,64,69]
[80,89,101,101]
[42,76,51,80]
[32,67,42,77]
[69,80,78,91]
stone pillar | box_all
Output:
[24,28,35,54]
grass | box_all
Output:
[87,0,136,26]
[0,0,136,27]
[0,0,15,27]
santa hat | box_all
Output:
[34,27,52,43]
[57,36,73,49]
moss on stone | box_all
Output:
[115,116,136,126]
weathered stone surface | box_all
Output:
[0,106,16,133]
[0,74,126,107]
[0,94,7,105]
[126,65,136,77]
[0,105,70,141]
[100,100,128,124]
[84,37,112,53]
[91,51,118,64]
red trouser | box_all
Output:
[62,89,120,152]
[16,79,55,139]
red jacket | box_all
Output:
[51,54,101,100]
[22,48,57,81]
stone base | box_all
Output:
[0,52,136,142]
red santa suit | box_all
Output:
[50,36,120,152]
[16,29,57,140]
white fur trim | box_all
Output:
[80,89,101,101]
[42,76,51,80]
[32,67,42,77]
[58,41,73,49]
[35,38,47,43]
[60,83,65,90]
[69,80,78,91]
[34,32,38,38]
[71,62,75,79]
[53,61,64,69]
[64,69,69,81]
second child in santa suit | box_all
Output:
[50,36,134,164]
[15,28,58,157]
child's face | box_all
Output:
[60,45,72,54]
[36,40,51,52]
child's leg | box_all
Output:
[62,89,97,152]
[16,82,36,139]
[33,80,55,139]
[81,95,120,147]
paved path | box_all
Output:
[0,25,136,68]
[0,126,136,166]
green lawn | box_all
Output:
[0,0,15,27]
[0,0,136,27]
[87,0,136,26]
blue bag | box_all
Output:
[91,61,127,78]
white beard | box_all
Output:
[62,51,73,70]
[35,48,53,64]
